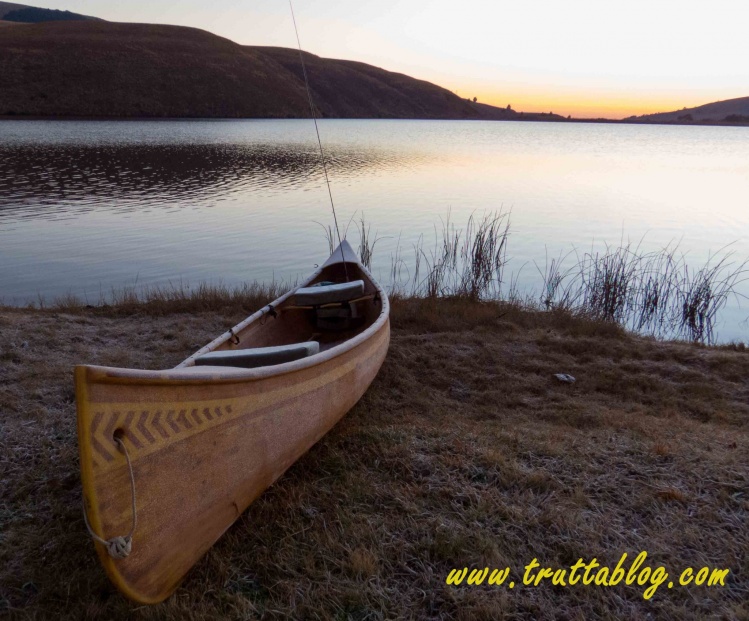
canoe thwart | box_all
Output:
[282,293,378,313]
[195,342,320,368]
[293,280,364,306]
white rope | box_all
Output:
[82,436,137,560]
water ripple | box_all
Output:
[0,142,434,222]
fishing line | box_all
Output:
[288,0,349,281]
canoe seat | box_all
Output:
[294,280,364,306]
[194,342,320,369]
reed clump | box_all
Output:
[355,214,384,270]
[362,212,747,345]
[385,210,511,301]
[536,243,747,344]
[676,255,746,344]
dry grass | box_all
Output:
[1,296,748,620]
[30,280,286,317]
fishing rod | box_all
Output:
[288,0,349,281]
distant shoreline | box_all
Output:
[1,114,748,128]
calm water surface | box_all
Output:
[1,119,747,341]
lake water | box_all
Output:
[1,119,748,341]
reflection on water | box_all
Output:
[0,144,318,216]
[0,142,427,220]
[0,119,747,342]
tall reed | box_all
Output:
[356,214,385,270]
[350,213,746,344]
[401,210,510,300]
[675,252,748,343]
[535,242,747,344]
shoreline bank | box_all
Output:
[1,296,747,618]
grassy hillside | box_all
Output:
[0,1,28,19]
[0,22,310,118]
[2,7,98,22]
[629,96,749,124]
[0,21,527,120]
[0,1,99,21]
[256,46,517,121]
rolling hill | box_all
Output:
[0,4,744,124]
[628,96,749,124]
[0,1,97,22]
[0,20,549,120]
[0,1,29,18]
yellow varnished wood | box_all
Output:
[76,245,390,603]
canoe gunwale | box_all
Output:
[76,247,389,386]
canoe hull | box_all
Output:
[76,318,389,603]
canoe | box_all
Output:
[75,240,390,604]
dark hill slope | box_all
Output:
[629,96,749,123]
[0,2,28,18]
[0,21,518,119]
[3,7,100,22]
[256,46,517,120]
[0,1,98,21]
[0,22,311,117]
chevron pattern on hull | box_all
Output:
[85,331,383,469]
[90,405,233,464]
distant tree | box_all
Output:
[567,115,571,119]
[473,97,477,103]
[507,104,512,110]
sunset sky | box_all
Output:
[35,0,749,118]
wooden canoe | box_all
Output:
[75,240,390,604]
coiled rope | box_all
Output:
[82,436,137,559]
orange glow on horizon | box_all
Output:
[478,95,691,120]
[387,64,748,121]
[464,89,747,120]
